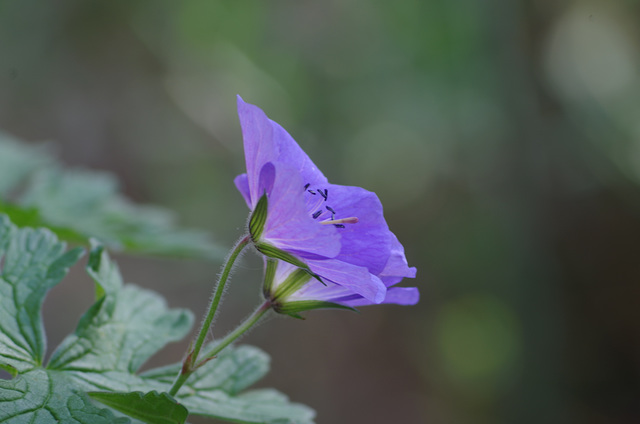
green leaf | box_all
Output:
[0,214,83,372]
[0,216,125,423]
[19,167,223,260]
[52,243,314,423]
[0,369,129,424]
[88,391,188,424]
[178,388,315,424]
[0,214,316,423]
[0,134,223,260]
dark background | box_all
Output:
[1,1,639,423]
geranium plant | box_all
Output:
[0,97,418,424]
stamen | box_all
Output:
[306,187,350,227]
[320,217,359,226]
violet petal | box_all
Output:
[306,257,387,303]
[234,173,251,208]
[322,184,392,275]
[341,286,420,307]
[379,233,417,286]
[237,96,279,208]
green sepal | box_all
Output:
[249,193,268,242]
[275,300,358,318]
[254,243,325,286]
[281,311,306,320]
[272,268,312,302]
[88,391,188,424]
[262,259,277,298]
[255,242,308,269]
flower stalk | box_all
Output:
[168,300,271,396]
[199,300,271,362]
[169,234,251,396]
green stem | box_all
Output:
[168,235,251,396]
[168,371,190,398]
[198,300,271,365]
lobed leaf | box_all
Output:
[0,215,83,373]
[19,167,223,260]
[0,214,315,423]
[0,133,223,260]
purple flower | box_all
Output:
[264,234,419,317]
[234,96,418,312]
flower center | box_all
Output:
[303,183,358,229]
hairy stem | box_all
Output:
[168,235,251,396]
[198,300,271,366]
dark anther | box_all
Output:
[319,189,328,201]
[303,183,310,191]
[312,210,323,219]
[326,206,336,214]
[308,190,316,195]
[334,224,346,229]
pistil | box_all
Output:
[320,217,359,225]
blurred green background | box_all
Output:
[1,1,639,423]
